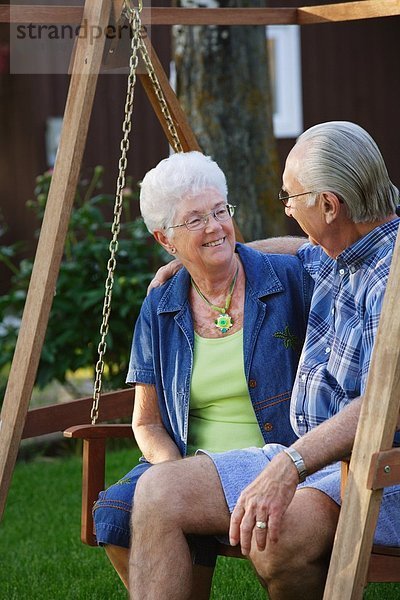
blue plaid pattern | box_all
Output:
[291,218,400,436]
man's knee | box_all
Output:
[133,462,176,514]
[249,489,339,583]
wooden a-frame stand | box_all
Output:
[0,0,201,522]
[1,2,400,598]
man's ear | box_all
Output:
[321,192,342,224]
[153,230,177,255]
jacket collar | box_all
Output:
[157,243,284,314]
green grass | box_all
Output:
[0,446,398,599]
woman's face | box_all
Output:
[169,189,236,273]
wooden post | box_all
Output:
[138,32,201,154]
[323,227,400,599]
[81,438,106,546]
[0,0,113,520]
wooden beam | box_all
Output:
[139,7,297,25]
[2,3,399,26]
[323,227,400,599]
[298,0,400,24]
[0,6,296,25]
[0,4,83,24]
[138,31,202,153]
[0,0,113,521]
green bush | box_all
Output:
[0,167,166,400]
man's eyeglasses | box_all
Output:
[278,189,344,207]
[166,204,236,231]
[278,189,316,207]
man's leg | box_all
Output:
[129,455,230,600]
[249,488,340,600]
[104,545,214,599]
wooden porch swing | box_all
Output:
[1,1,400,598]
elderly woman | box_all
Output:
[93,151,312,594]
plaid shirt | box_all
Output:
[291,218,400,437]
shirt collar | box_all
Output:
[337,218,400,272]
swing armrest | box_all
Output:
[367,448,400,490]
[340,448,400,497]
[63,424,134,546]
[64,423,134,439]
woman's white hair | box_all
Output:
[140,151,228,234]
[295,121,398,223]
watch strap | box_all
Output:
[283,447,308,483]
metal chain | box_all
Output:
[138,32,183,153]
[90,6,143,425]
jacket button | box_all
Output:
[263,422,273,432]
[249,379,257,388]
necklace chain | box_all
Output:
[191,266,239,333]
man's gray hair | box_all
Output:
[140,151,228,234]
[296,121,398,223]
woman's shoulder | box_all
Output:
[146,267,190,312]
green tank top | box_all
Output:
[186,329,265,455]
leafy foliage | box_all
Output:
[0,167,165,399]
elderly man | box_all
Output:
[129,121,400,600]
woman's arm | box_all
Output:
[132,383,182,463]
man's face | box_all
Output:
[281,146,325,246]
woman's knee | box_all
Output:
[93,464,149,546]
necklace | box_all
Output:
[191,265,239,334]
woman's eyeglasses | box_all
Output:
[166,204,236,231]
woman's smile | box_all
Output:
[202,236,226,248]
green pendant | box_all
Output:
[215,313,233,333]
[191,265,239,335]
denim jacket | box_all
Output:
[127,243,314,455]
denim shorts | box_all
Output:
[93,461,221,567]
[201,443,400,547]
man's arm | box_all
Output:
[247,236,306,255]
[229,396,362,554]
[147,236,307,293]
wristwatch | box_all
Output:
[283,447,308,483]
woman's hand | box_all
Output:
[147,259,183,295]
[229,451,299,555]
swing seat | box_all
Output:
[64,413,400,583]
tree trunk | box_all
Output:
[173,0,285,241]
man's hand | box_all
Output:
[229,451,299,555]
[147,259,183,295]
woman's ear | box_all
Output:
[153,230,177,255]
[321,192,342,224]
